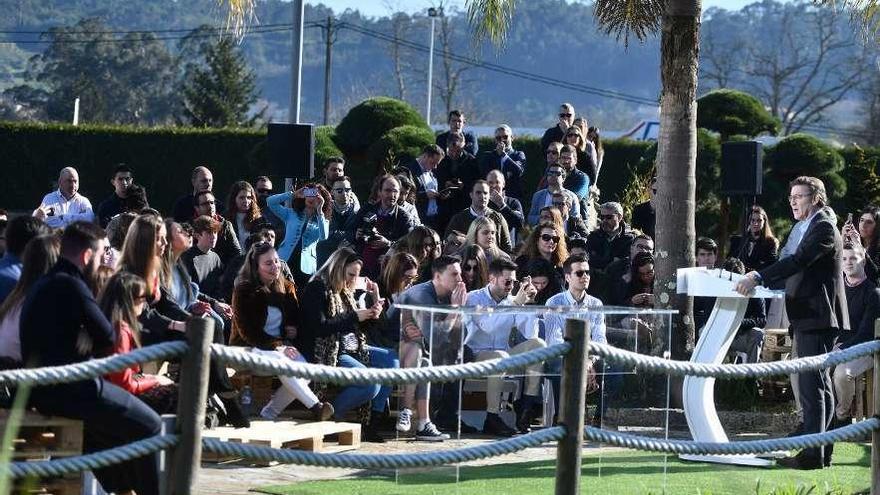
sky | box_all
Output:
[321,0,774,19]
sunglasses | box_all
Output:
[540,234,561,243]
[572,269,590,278]
[559,113,573,118]
[462,263,478,272]
[252,241,274,254]
[495,135,510,141]
[334,187,352,193]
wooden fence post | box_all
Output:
[170,317,214,495]
[555,318,590,495]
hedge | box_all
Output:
[334,97,428,154]
[0,122,272,214]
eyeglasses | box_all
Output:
[572,269,590,278]
[495,135,510,141]
[600,214,617,220]
[788,193,812,202]
[252,241,273,254]
[546,171,564,177]
[540,234,561,243]
[559,113,572,118]
[334,187,352,193]
[462,263,477,272]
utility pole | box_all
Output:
[425,7,443,126]
[320,16,339,125]
[289,0,305,124]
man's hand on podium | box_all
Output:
[734,271,760,296]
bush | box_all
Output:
[367,125,436,169]
[314,125,343,167]
[697,89,780,139]
[334,97,428,154]
[0,122,267,213]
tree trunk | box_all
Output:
[655,0,700,361]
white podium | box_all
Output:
[676,267,784,467]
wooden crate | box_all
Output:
[201,419,361,466]
[0,410,84,495]
[760,328,793,400]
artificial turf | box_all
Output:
[253,442,871,495]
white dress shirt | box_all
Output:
[37,190,94,228]
[543,289,607,347]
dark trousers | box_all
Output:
[31,378,162,495]
[793,329,836,462]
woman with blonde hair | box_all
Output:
[119,214,250,428]
[231,241,333,421]
[515,221,568,287]
[225,181,263,246]
[464,217,509,264]
[299,247,399,442]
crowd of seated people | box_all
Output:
[3,104,878,493]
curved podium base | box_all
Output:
[679,453,774,467]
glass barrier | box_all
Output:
[392,304,676,489]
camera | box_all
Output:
[359,213,380,242]
[46,207,55,217]
[303,187,318,198]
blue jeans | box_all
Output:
[366,345,399,413]
[333,347,400,419]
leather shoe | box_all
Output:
[777,452,824,470]
[482,413,516,437]
[310,402,335,421]
[785,422,804,438]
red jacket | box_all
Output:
[106,321,160,395]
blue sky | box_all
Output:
[323,0,770,18]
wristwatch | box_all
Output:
[751,272,763,285]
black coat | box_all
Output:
[728,235,779,273]
[759,207,848,332]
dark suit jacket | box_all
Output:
[478,150,526,200]
[758,207,848,332]
[436,130,479,157]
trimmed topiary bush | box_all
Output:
[367,125,436,169]
[334,97,428,154]
[314,125,343,167]
[697,89,780,139]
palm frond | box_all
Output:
[219,0,257,40]
[594,0,664,47]
[466,0,516,47]
[816,0,880,42]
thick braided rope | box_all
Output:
[202,426,566,468]
[589,340,880,378]
[584,418,878,455]
[7,434,179,479]
[211,342,571,385]
[0,342,188,387]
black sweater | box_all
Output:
[295,278,359,362]
[841,278,880,348]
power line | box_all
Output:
[2,25,298,44]
[0,22,296,35]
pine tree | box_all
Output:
[180,37,264,127]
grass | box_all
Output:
[253,442,871,495]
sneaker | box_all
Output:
[482,413,516,437]
[310,402,335,421]
[397,408,413,432]
[415,421,449,442]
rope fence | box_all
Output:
[1,315,879,495]
[203,426,566,469]
[7,434,178,479]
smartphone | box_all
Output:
[847,213,853,224]
[303,187,318,197]
[353,276,367,291]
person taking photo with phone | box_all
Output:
[267,183,332,288]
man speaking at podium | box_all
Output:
[735,176,848,470]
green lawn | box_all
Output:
[254,443,871,495]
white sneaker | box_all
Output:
[397,408,413,432]
[415,421,449,442]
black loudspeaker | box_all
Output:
[268,123,315,180]
[720,141,763,196]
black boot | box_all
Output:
[514,396,538,433]
[219,394,250,429]
[362,415,386,443]
[482,413,516,437]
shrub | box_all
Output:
[697,89,780,139]
[334,97,428,154]
[314,125,343,167]
[367,125,436,169]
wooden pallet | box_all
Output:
[0,411,84,495]
[201,419,361,465]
